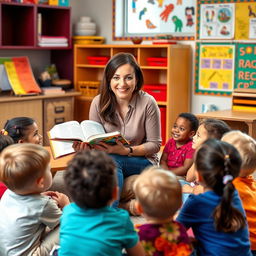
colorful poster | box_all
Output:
[235,44,256,90]
[200,3,234,39]
[126,0,196,37]
[196,44,235,96]
[235,2,256,40]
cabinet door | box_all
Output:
[43,97,74,145]
[0,100,43,136]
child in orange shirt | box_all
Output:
[222,130,256,256]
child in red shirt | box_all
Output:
[0,133,14,198]
[160,113,199,177]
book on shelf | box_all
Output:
[40,36,68,43]
[48,120,129,159]
[38,42,68,47]
[41,87,65,95]
[0,57,41,95]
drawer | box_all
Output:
[43,97,74,145]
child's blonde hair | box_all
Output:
[222,130,256,175]
[0,143,50,192]
[133,166,182,219]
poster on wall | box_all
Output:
[199,3,235,39]
[235,44,256,91]
[195,44,235,96]
[235,2,256,40]
[125,0,196,38]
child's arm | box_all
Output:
[126,241,145,256]
[169,158,194,176]
[160,151,169,170]
[186,163,196,182]
[43,191,70,209]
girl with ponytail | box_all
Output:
[177,139,252,256]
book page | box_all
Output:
[49,140,74,159]
[49,121,86,141]
[80,120,106,142]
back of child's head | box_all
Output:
[65,150,117,209]
[3,117,35,143]
[133,166,182,219]
[0,134,14,152]
[222,130,256,175]
[195,139,245,233]
[0,143,50,192]
[178,112,199,132]
[201,118,231,139]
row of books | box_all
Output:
[38,36,68,47]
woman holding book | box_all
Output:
[74,52,162,208]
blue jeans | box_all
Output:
[109,154,152,208]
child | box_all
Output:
[3,116,66,194]
[183,118,231,195]
[59,150,144,256]
[0,133,14,199]
[0,143,70,256]
[3,116,43,144]
[222,131,256,256]
[133,166,192,256]
[177,139,252,256]
[160,112,199,177]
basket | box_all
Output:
[78,81,100,97]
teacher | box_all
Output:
[74,52,161,207]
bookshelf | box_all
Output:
[0,2,72,80]
[74,44,191,144]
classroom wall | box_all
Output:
[71,0,232,114]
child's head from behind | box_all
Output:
[192,118,230,149]
[172,113,199,143]
[0,143,51,194]
[0,134,14,152]
[222,130,256,177]
[3,117,42,145]
[195,139,245,232]
[65,150,117,209]
[133,166,182,220]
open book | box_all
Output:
[48,120,129,159]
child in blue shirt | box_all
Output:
[59,150,144,256]
[177,139,252,256]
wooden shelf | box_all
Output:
[73,44,191,145]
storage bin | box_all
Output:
[87,56,110,65]
[143,84,167,101]
[78,81,100,97]
[73,36,105,45]
[160,107,166,145]
[59,0,69,6]
[147,57,167,67]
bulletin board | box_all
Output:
[195,43,235,96]
[197,0,256,40]
[113,0,196,41]
[235,43,256,90]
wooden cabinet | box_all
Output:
[74,44,191,144]
[0,92,80,145]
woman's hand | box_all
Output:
[72,141,91,151]
[94,140,129,155]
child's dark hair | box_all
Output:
[0,134,14,152]
[3,117,35,143]
[201,118,231,140]
[195,139,246,233]
[65,150,117,209]
[179,112,199,132]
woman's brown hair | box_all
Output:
[99,52,144,125]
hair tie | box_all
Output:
[0,129,8,136]
[223,174,233,185]
[224,154,229,160]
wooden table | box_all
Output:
[196,109,256,139]
[45,146,75,173]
